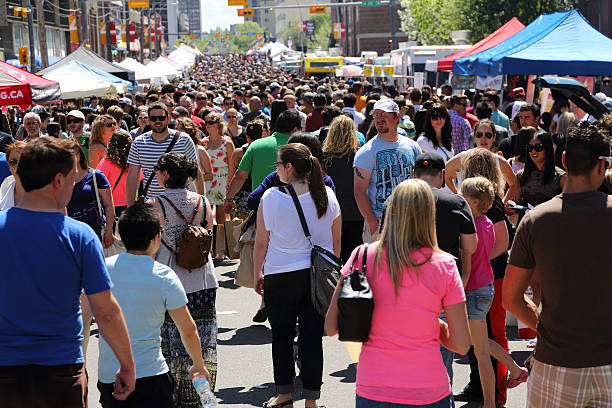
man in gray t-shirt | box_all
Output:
[353,99,422,242]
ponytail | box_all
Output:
[308,155,328,218]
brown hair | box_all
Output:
[106,105,124,127]
[63,138,88,170]
[177,117,200,145]
[279,143,328,218]
[6,141,28,159]
[90,114,115,147]
[17,137,76,191]
[105,132,133,168]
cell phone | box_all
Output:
[509,205,528,211]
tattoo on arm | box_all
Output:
[355,168,365,179]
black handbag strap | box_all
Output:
[113,166,127,192]
[280,184,311,244]
[140,132,179,199]
[348,243,369,276]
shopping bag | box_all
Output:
[224,218,242,259]
[215,223,228,257]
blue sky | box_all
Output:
[201,0,245,32]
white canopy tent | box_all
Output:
[146,57,181,79]
[117,57,161,83]
[42,70,116,99]
[259,42,291,59]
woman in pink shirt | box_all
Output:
[97,131,143,218]
[326,179,471,407]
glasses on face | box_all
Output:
[527,143,545,152]
[149,115,166,122]
[138,116,148,120]
[104,122,116,128]
[227,115,238,119]
[474,131,494,139]
[372,112,391,119]
[8,158,18,167]
[67,118,83,124]
[599,156,612,168]
[196,97,207,101]
[273,161,285,168]
[224,102,232,106]
[430,115,445,121]
[205,120,218,125]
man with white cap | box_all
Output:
[66,109,90,159]
[353,99,422,243]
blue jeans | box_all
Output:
[356,394,453,408]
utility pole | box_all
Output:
[156,13,161,57]
[27,0,36,72]
[389,0,397,50]
[125,0,130,55]
[35,0,48,68]
[139,10,144,62]
[80,0,88,46]
[104,2,112,61]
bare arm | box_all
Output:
[87,290,135,400]
[194,167,205,195]
[353,167,377,234]
[89,145,104,170]
[125,164,141,207]
[460,232,477,287]
[202,196,214,229]
[224,169,249,213]
[253,203,269,295]
[490,220,509,259]
[227,149,244,187]
[98,187,116,248]
[444,153,462,194]
[439,302,471,354]
[499,156,519,203]
[331,214,342,258]
[502,264,538,331]
[168,305,210,381]
[198,146,213,182]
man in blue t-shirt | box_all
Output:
[0,138,135,407]
[354,99,422,243]
[98,203,210,407]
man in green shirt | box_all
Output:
[224,109,301,212]
[67,110,91,163]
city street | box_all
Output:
[86,260,531,408]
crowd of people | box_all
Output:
[0,52,611,408]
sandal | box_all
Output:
[263,398,293,408]
[504,367,529,388]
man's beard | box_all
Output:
[152,124,168,134]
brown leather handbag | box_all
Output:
[159,195,212,271]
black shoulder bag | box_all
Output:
[338,243,374,342]
[137,132,178,201]
[281,184,342,317]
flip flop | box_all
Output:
[263,398,293,408]
[504,367,529,389]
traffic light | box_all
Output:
[237,8,254,17]
[228,0,248,5]
[310,5,326,13]
[18,47,28,65]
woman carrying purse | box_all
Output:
[253,143,342,408]
[326,179,471,408]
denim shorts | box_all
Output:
[465,283,495,320]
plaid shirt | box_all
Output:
[449,110,472,154]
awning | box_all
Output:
[0,60,61,106]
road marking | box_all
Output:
[217,310,238,315]
[344,342,361,364]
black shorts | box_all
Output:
[97,372,174,408]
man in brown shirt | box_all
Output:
[503,123,612,408]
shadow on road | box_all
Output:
[217,325,272,346]
[329,363,357,383]
[216,383,275,406]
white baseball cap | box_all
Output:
[372,99,399,114]
[67,110,85,121]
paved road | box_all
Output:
[87,260,531,407]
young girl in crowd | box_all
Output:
[459,177,528,408]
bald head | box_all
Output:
[249,96,262,110]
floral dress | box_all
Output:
[203,138,230,205]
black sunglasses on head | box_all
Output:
[205,120,218,125]
[104,122,116,128]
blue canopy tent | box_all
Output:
[454,10,612,76]
[43,60,133,93]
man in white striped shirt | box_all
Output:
[125,102,204,206]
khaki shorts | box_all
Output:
[362,218,381,244]
[527,359,612,408]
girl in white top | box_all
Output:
[416,104,454,162]
[0,141,26,211]
[253,143,341,408]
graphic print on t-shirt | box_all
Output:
[375,149,414,211]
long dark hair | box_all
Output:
[514,126,536,163]
[106,131,132,168]
[155,152,198,189]
[279,143,328,218]
[520,132,556,186]
[422,103,452,151]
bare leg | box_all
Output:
[80,293,93,364]
[488,339,523,379]
[470,319,496,408]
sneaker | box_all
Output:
[453,387,483,402]
[252,308,267,323]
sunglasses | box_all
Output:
[273,161,285,168]
[205,120,218,125]
[224,103,232,106]
[138,116,148,120]
[527,144,544,152]
[149,115,166,122]
[196,97,207,101]
[474,131,494,139]
[104,122,116,128]
[227,116,238,119]
[8,158,18,166]
[599,156,612,168]
[430,115,445,121]
[66,118,83,124]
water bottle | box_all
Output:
[193,375,216,407]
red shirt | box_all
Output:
[191,114,205,131]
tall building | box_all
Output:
[178,0,201,38]
[249,0,316,42]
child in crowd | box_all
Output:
[459,177,528,408]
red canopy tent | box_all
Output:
[437,17,525,72]
[0,60,61,106]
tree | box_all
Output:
[281,14,332,52]
[231,21,266,53]
[399,0,462,45]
